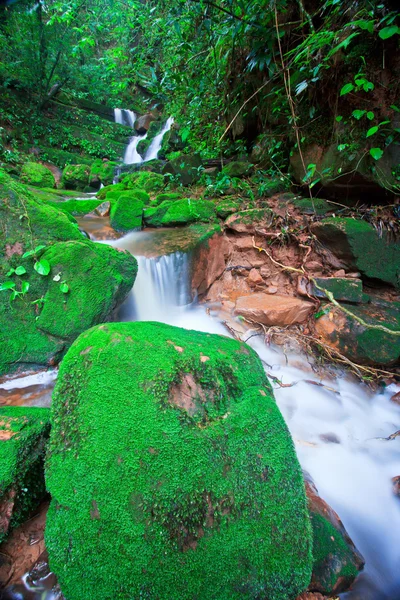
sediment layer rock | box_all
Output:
[46,321,313,600]
[235,293,314,326]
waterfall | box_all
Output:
[114,109,173,165]
[144,116,174,161]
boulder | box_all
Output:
[45,321,313,600]
[143,200,172,227]
[161,198,216,226]
[0,170,137,375]
[291,197,332,216]
[110,192,145,232]
[95,201,110,217]
[0,407,50,543]
[311,218,400,289]
[215,197,240,219]
[138,159,165,173]
[221,161,252,178]
[315,300,400,365]
[235,293,314,326]
[61,164,91,191]
[225,208,276,234]
[89,159,118,187]
[298,276,364,304]
[305,479,364,594]
[123,171,165,194]
[20,162,56,189]
[151,191,183,207]
[190,231,230,297]
[134,113,156,134]
[97,182,125,200]
[162,153,202,186]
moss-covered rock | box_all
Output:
[139,159,165,174]
[161,198,216,226]
[61,164,91,191]
[225,208,276,233]
[221,161,252,178]
[0,170,137,375]
[45,321,313,600]
[89,159,118,187]
[0,407,50,543]
[312,218,400,289]
[47,199,103,217]
[97,182,124,200]
[136,120,164,157]
[143,200,173,227]
[40,147,94,169]
[151,191,183,206]
[215,197,240,219]
[315,299,400,365]
[292,197,332,216]
[20,162,56,189]
[123,171,165,193]
[311,277,363,304]
[110,192,146,232]
[162,153,202,186]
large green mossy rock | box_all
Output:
[0,170,137,375]
[123,171,165,193]
[221,160,252,178]
[45,321,313,600]
[162,153,202,186]
[20,162,56,189]
[97,182,125,200]
[89,159,118,187]
[161,198,216,226]
[61,164,91,191]
[110,191,146,232]
[143,200,172,227]
[312,218,400,289]
[47,198,103,217]
[0,407,50,543]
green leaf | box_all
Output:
[22,249,35,259]
[337,144,348,151]
[340,83,354,96]
[60,282,69,294]
[0,281,16,291]
[15,266,27,276]
[366,111,375,120]
[34,259,51,276]
[366,126,379,137]
[370,147,384,160]
[354,19,374,34]
[379,25,400,40]
[6,268,15,276]
[335,115,343,122]
[352,109,366,120]
[21,281,30,294]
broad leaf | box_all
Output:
[0,281,16,291]
[21,281,30,294]
[340,83,354,96]
[34,259,51,276]
[370,148,383,160]
[366,126,379,137]
[352,109,366,120]
[379,25,400,40]
[15,266,27,276]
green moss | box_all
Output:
[97,182,125,200]
[20,161,56,189]
[221,161,252,178]
[292,197,331,216]
[312,277,363,303]
[215,197,240,219]
[152,192,183,206]
[110,193,145,232]
[47,199,103,217]
[40,147,94,169]
[143,200,173,227]
[89,159,118,187]
[136,120,164,157]
[162,153,202,186]
[45,321,312,600]
[123,171,165,193]
[161,198,216,226]
[61,164,91,191]
[0,407,50,543]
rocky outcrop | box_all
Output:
[235,293,314,326]
[0,170,137,375]
[160,198,216,226]
[20,162,56,189]
[225,208,276,234]
[61,164,91,191]
[298,276,364,304]
[190,232,230,297]
[109,189,149,232]
[0,407,50,543]
[162,153,202,186]
[134,113,156,134]
[45,321,313,600]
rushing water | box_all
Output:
[114,109,173,165]
[1,227,400,599]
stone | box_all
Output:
[315,300,400,365]
[291,197,332,216]
[311,218,400,289]
[225,209,275,234]
[20,162,56,189]
[392,476,400,498]
[45,321,313,600]
[333,269,346,277]
[221,160,252,178]
[109,191,147,232]
[305,479,364,595]
[134,113,156,134]
[123,171,165,194]
[160,198,216,226]
[61,164,90,191]
[0,407,50,543]
[191,232,230,297]
[298,276,363,303]
[162,153,202,186]
[89,159,118,187]
[95,201,110,217]
[215,197,240,219]
[390,391,400,405]
[247,268,263,286]
[235,293,314,326]
[232,236,255,251]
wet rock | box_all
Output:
[109,191,146,232]
[61,164,90,191]
[311,218,400,289]
[191,232,230,297]
[220,160,252,178]
[392,476,400,498]
[305,479,364,595]
[298,276,363,303]
[162,153,202,186]
[235,293,314,326]
[45,321,313,600]
[134,113,156,134]
[315,300,400,365]
[225,208,275,234]
[0,408,50,543]
[160,198,216,226]
[247,268,263,286]
[94,201,110,217]
[20,162,55,189]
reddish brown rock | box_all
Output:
[95,201,110,217]
[225,208,275,234]
[135,113,156,134]
[235,293,314,326]
[231,236,255,251]
[390,391,400,405]
[392,475,400,498]
[191,233,230,297]
[247,268,263,286]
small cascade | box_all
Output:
[144,116,174,161]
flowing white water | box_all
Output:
[114,109,173,165]
[144,116,174,161]
[108,231,400,600]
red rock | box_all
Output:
[191,233,230,297]
[134,113,156,134]
[391,391,400,405]
[267,286,278,294]
[333,269,346,277]
[392,475,400,498]
[232,236,254,250]
[247,268,263,286]
[234,293,314,326]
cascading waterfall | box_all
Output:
[144,116,174,162]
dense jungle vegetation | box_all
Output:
[0,0,399,195]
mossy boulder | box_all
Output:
[45,321,313,600]
[311,277,363,304]
[292,197,332,216]
[123,171,165,193]
[0,407,50,543]
[110,191,146,232]
[315,299,400,365]
[139,159,165,174]
[221,161,252,178]
[215,197,240,219]
[161,198,216,226]
[20,162,56,189]
[61,164,91,191]
[312,218,400,289]
[136,120,164,158]
[0,170,137,375]
[89,159,118,187]
[151,191,183,206]
[143,200,173,227]
[162,153,202,186]
[97,182,125,200]
[47,198,103,217]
